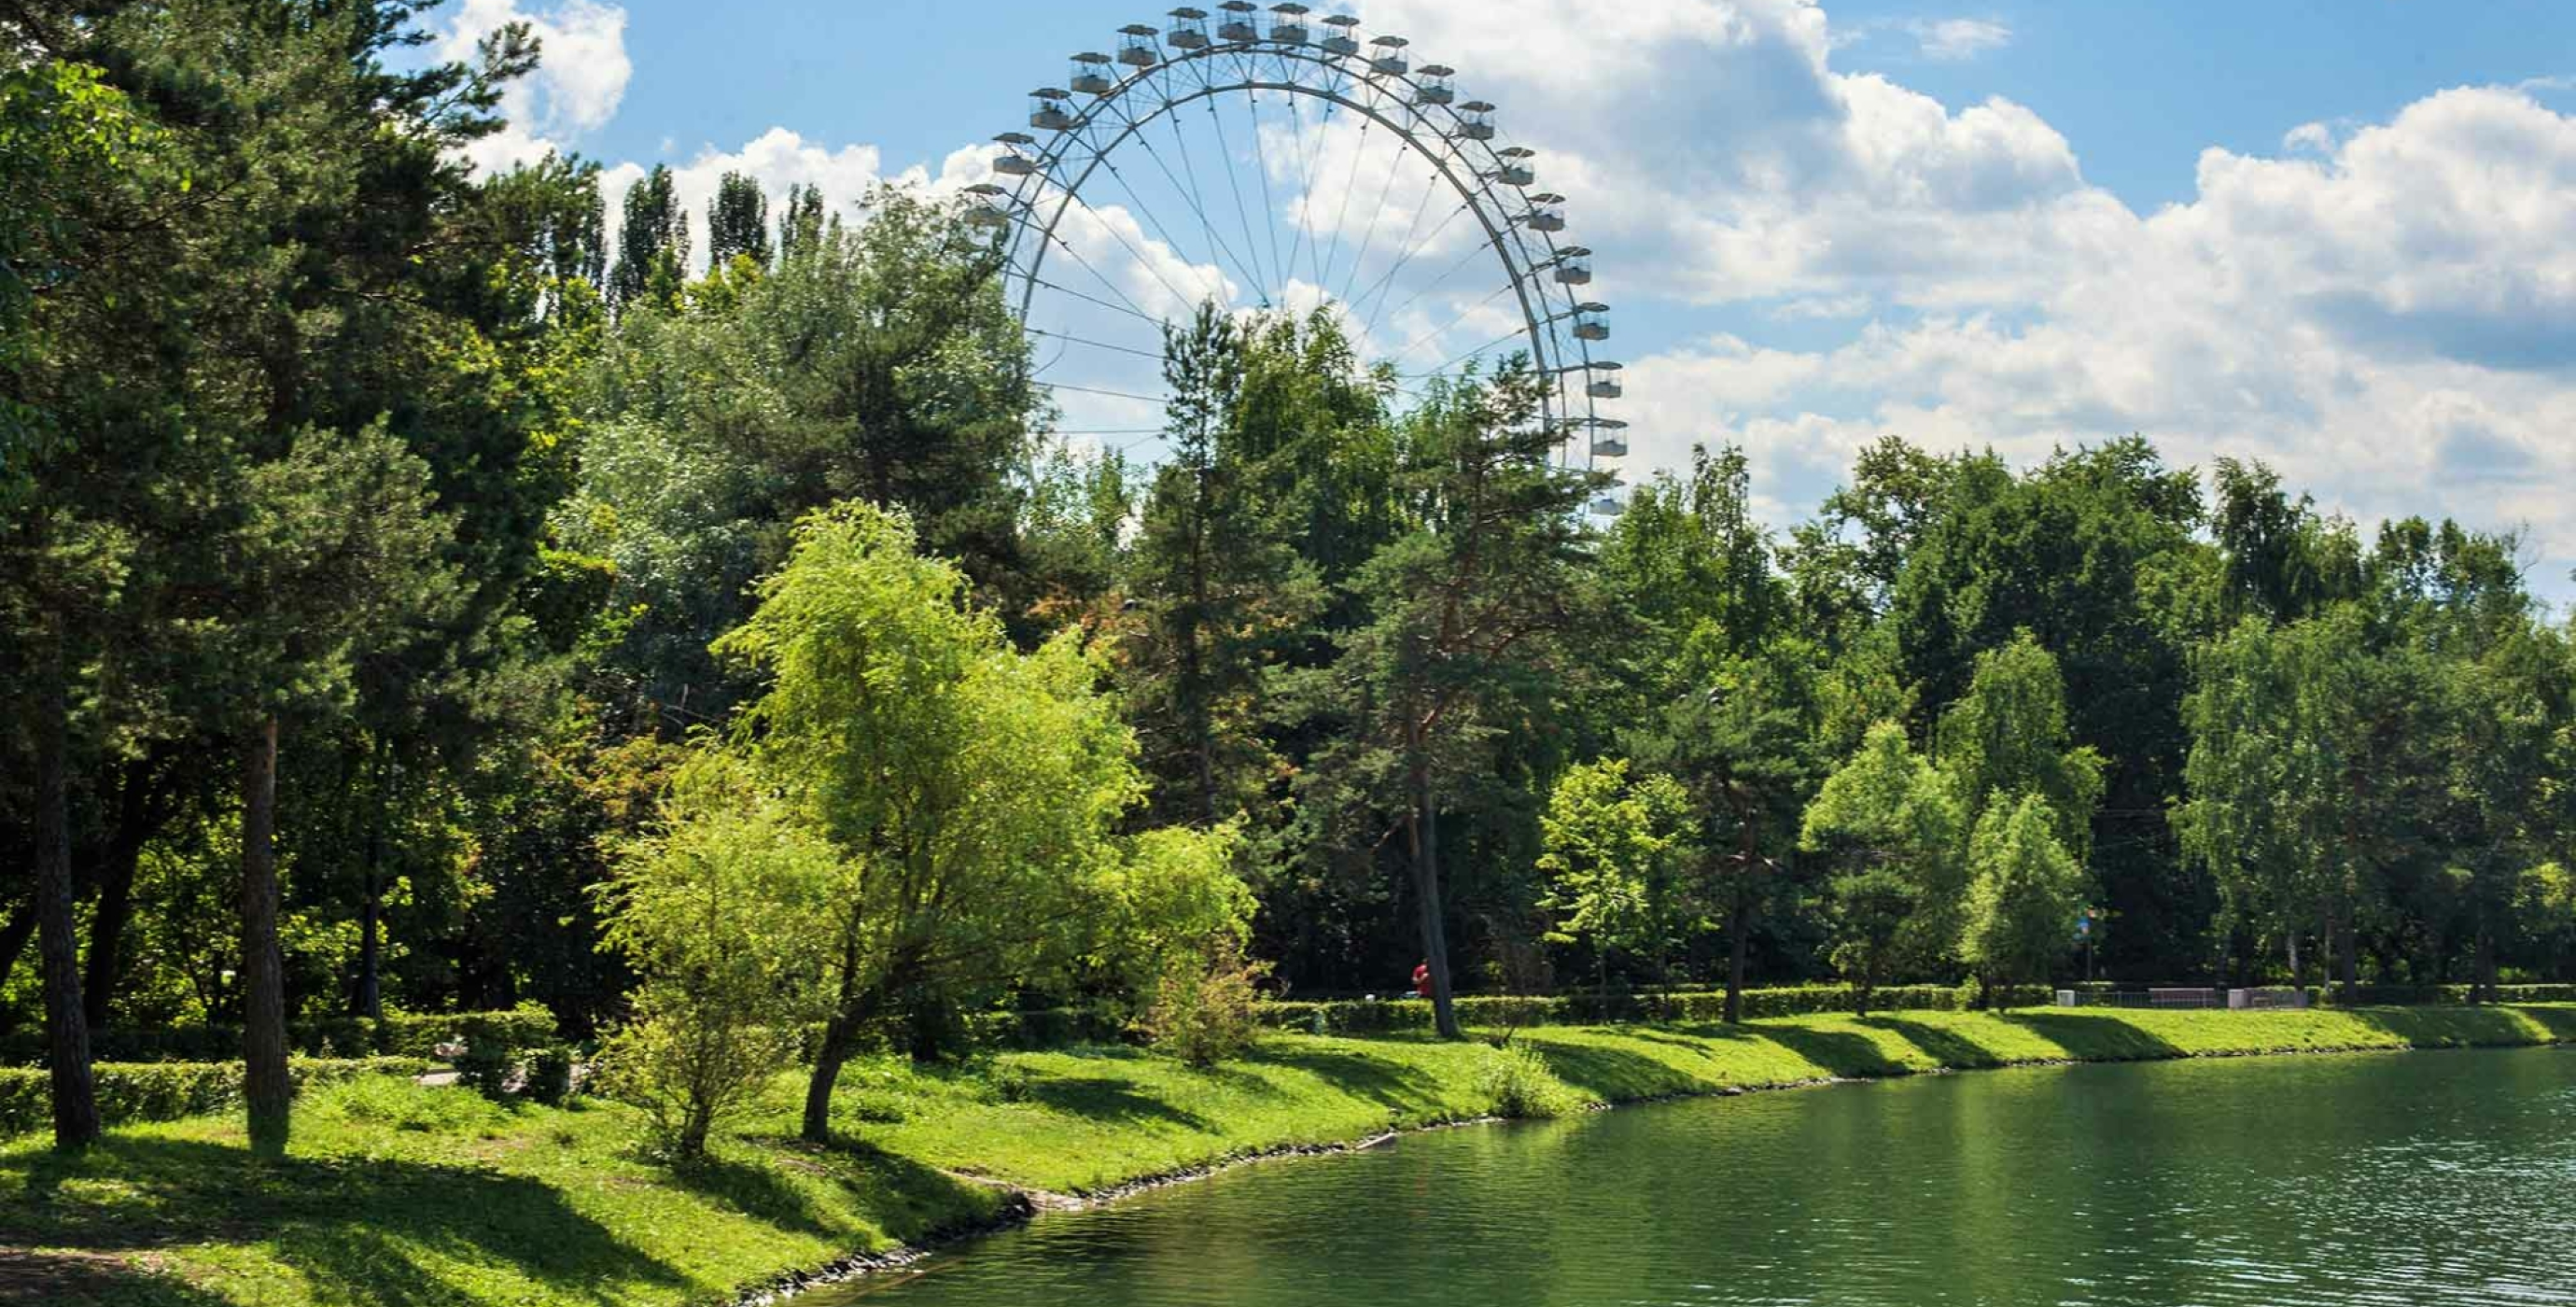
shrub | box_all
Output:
[311,1075,510,1135]
[593,987,795,1158]
[1141,940,1268,1067]
[0,1058,430,1139]
[0,1005,560,1066]
[1477,1041,1589,1119]
[454,1035,519,1101]
[525,1047,578,1105]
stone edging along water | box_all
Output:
[721,1009,2573,1306]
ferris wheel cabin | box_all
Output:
[1592,474,1628,517]
[1415,63,1455,105]
[1585,361,1623,400]
[1028,88,1074,131]
[1369,35,1410,76]
[1268,4,1309,44]
[1117,24,1160,66]
[1492,146,1535,188]
[1069,52,1113,95]
[962,183,1012,230]
[1572,302,1609,341]
[1456,101,1496,141]
[992,132,1041,176]
[1525,193,1565,232]
[1216,2,1259,43]
[1554,246,1592,286]
[1586,419,1630,458]
[1167,7,1211,49]
[1320,14,1361,55]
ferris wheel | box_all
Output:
[968,4,1630,513]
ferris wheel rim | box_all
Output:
[987,19,1617,454]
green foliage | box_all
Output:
[1538,758,1698,982]
[1476,1040,1589,1118]
[0,1059,429,1140]
[1803,721,1967,1005]
[1959,794,2091,998]
[525,1047,578,1105]
[455,1036,518,1102]
[1141,939,1269,1068]
[1936,632,2106,858]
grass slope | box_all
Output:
[5,1004,2570,1306]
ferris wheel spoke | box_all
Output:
[1027,328,1168,361]
[1147,111,1261,302]
[1070,118,1227,310]
[1201,97,1272,304]
[1374,227,1513,341]
[1027,275,1168,329]
[1335,122,1413,306]
[1315,117,1372,302]
[1387,278,1521,365]
[1031,219,1164,330]
[1354,192,1473,337]
[1243,88,1287,303]
[1400,323,1538,379]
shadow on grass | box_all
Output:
[0,1249,233,1306]
[1255,1046,1444,1113]
[660,1152,838,1241]
[0,1135,683,1306]
[1753,1024,1912,1078]
[2345,1005,2568,1048]
[1999,1012,2184,1061]
[1023,1077,1211,1131]
[799,1136,1006,1244]
[1862,1017,2006,1070]
[1523,1042,1714,1102]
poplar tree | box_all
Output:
[707,170,771,268]
[610,163,690,311]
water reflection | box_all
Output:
[831,1048,2576,1306]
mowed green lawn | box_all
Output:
[5,1004,2570,1306]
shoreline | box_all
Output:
[722,1007,2574,1306]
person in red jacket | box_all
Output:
[1411,960,1432,999]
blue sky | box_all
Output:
[444,0,2576,600]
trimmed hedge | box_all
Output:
[0,1005,558,1067]
[2322,983,2576,1006]
[0,1056,432,1139]
[1259,984,1995,1034]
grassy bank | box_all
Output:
[5,1005,2571,1305]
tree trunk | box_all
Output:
[354,743,385,1020]
[82,756,157,1031]
[2286,929,2303,999]
[1407,752,1459,1040]
[1724,878,1750,1024]
[33,636,100,1151]
[801,1012,857,1144]
[240,718,291,1159]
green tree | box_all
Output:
[705,170,771,269]
[1801,721,1966,1013]
[707,503,1244,1141]
[609,163,689,312]
[1536,759,1697,990]
[595,761,830,1157]
[1959,793,2089,1003]
[1311,360,1604,1038]
[1936,631,2106,859]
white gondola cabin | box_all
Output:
[963,183,1012,230]
[1117,24,1160,67]
[1069,52,1113,95]
[1525,192,1564,232]
[1029,88,1074,131]
[1320,14,1360,55]
[1415,63,1455,105]
[1492,146,1534,188]
[1585,360,1622,399]
[1369,35,1409,75]
[1553,246,1591,286]
[1590,474,1627,517]
[1587,418,1629,457]
[993,132,1041,176]
[1456,100,1495,141]
[1168,7,1211,49]
[1268,4,1309,44]
[1217,1,1259,42]
[1572,302,1609,341]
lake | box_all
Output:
[832,1047,2576,1305]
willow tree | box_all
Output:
[708,504,1244,1143]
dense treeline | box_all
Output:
[6,2,2573,1154]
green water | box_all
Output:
[835,1047,2576,1305]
